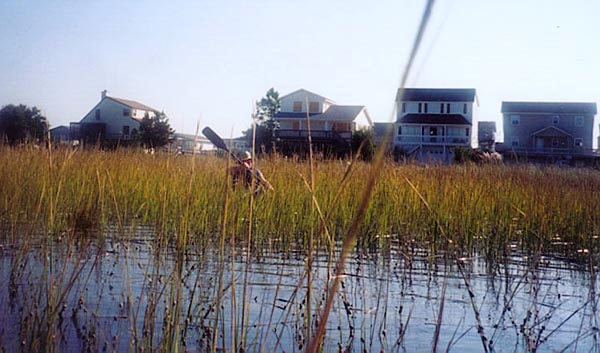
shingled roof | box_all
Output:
[398,114,472,125]
[396,88,476,102]
[109,97,157,112]
[276,106,369,123]
[501,102,597,114]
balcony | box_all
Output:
[395,135,469,145]
[276,129,352,141]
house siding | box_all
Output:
[79,97,155,139]
[394,88,478,163]
[502,102,596,152]
[279,89,333,114]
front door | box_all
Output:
[535,137,544,150]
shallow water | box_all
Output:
[1,229,599,353]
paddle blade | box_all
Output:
[202,127,229,152]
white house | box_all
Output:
[394,88,478,163]
[274,89,372,149]
[71,90,158,142]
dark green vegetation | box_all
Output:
[0,104,48,145]
[134,112,174,148]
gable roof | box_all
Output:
[396,88,476,102]
[317,105,368,122]
[279,88,335,104]
[275,112,321,119]
[501,102,597,114]
[109,97,157,112]
[398,113,472,125]
[276,106,369,123]
[530,125,572,137]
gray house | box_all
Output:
[394,88,478,163]
[501,101,598,165]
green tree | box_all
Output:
[0,104,48,145]
[245,88,280,153]
[351,128,375,161]
[135,111,174,148]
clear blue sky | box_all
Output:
[2,0,599,143]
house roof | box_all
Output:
[276,106,369,123]
[275,112,321,119]
[50,125,69,132]
[279,88,335,104]
[396,88,476,102]
[501,101,597,114]
[530,125,573,137]
[398,114,472,125]
[109,97,157,112]
[317,105,367,122]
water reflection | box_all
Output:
[1,229,599,353]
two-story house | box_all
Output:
[501,101,597,165]
[394,88,478,163]
[274,89,372,154]
[71,90,158,144]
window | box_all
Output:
[511,115,520,125]
[332,122,351,131]
[466,127,470,137]
[552,115,560,125]
[463,104,467,114]
[402,103,406,113]
[122,125,130,135]
[574,138,583,147]
[424,103,428,113]
[397,126,402,135]
[292,121,300,130]
[446,103,450,114]
[293,101,302,112]
[440,103,444,113]
[511,136,519,146]
[123,108,131,116]
[95,109,101,120]
[418,103,422,113]
[309,101,319,113]
[575,115,584,127]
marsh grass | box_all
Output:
[1,145,600,256]
[2,144,600,352]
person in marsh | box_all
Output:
[229,151,274,193]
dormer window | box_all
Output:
[123,108,131,117]
[309,101,319,113]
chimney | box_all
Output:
[101,90,107,99]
